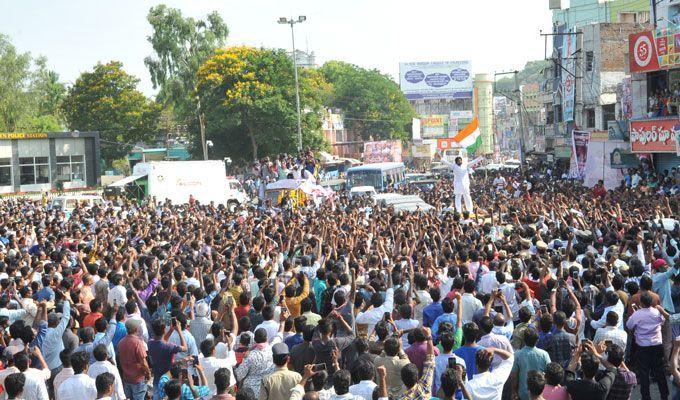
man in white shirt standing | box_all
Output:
[442,156,474,214]
[199,339,237,395]
[464,347,514,400]
[356,268,394,336]
[87,345,125,400]
[106,274,126,307]
[254,305,284,343]
[456,280,483,324]
[57,351,97,400]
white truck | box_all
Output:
[109,160,248,209]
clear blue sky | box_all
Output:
[0,0,553,96]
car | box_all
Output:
[226,178,250,211]
[50,194,106,213]
[320,178,346,192]
[349,186,377,198]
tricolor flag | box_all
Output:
[452,118,481,153]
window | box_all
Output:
[619,12,636,23]
[586,51,594,72]
[602,104,616,126]
[56,155,85,182]
[637,11,650,24]
[19,157,49,185]
[555,105,563,123]
[586,108,596,128]
[546,110,555,125]
[335,130,344,143]
[0,158,11,187]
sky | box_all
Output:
[0,0,554,96]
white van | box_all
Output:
[50,194,105,213]
[226,178,249,211]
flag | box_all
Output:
[452,118,481,153]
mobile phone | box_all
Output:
[448,357,457,369]
[383,312,391,321]
[279,294,285,304]
[312,363,326,372]
[185,292,191,301]
[225,330,231,337]
[540,305,548,314]
[171,317,177,325]
[572,271,579,279]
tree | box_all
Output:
[196,46,328,161]
[61,61,161,163]
[320,61,414,141]
[494,60,550,94]
[145,5,228,123]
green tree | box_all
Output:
[0,34,34,131]
[0,35,66,132]
[144,5,228,123]
[61,61,161,163]
[196,46,328,161]
[320,61,414,141]
[494,60,550,94]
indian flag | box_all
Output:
[452,118,481,153]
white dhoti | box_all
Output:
[455,192,473,213]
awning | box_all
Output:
[108,174,147,187]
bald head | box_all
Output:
[302,392,319,400]
[493,313,505,327]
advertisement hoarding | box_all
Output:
[420,115,449,138]
[630,119,679,152]
[570,130,591,178]
[363,140,403,163]
[399,61,473,100]
[412,142,435,158]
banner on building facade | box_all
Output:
[630,119,679,152]
[571,130,590,178]
[420,114,449,138]
[621,77,632,119]
[626,28,680,73]
[608,120,629,140]
[399,61,473,100]
[363,140,403,163]
[412,142,435,158]
[561,31,576,122]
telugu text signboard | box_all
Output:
[630,119,679,153]
[399,61,473,100]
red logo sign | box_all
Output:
[630,119,679,153]
[629,31,659,73]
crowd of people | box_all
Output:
[0,153,675,400]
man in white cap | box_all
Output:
[190,303,213,346]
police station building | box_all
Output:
[0,132,101,193]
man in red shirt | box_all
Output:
[118,319,150,400]
[82,299,103,328]
[593,180,607,199]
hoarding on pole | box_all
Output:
[570,130,590,178]
[420,115,449,139]
[399,61,473,100]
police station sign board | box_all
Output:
[399,61,473,100]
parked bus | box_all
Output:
[346,162,406,191]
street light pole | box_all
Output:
[279,16,306,152]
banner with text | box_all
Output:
[399,61,473,100]
[420,114,449,139]
[630,119,679,153]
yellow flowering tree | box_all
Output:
[196,46,328,161]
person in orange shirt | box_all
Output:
[82,299,103,328]
[283,273,309,317]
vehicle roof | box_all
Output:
[347,162,405,173]
[52,194,103,199]
[349,186,376,192]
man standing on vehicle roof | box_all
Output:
[442,156,473,214]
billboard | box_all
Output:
[630,119,679,152]
[570,130,591,178]
[412,142,435,158]
[363,140,403,163]
[399,61,473,100]
[420,114,449,138]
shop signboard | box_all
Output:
[399,61,473,100]
[412,142,435,158]
[627,28,680,73]
[630,119,679,152]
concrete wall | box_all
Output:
[474,73,494,155]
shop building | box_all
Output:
[628,25,680,170]
[0,132,101,193]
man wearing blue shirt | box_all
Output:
[432,297,457,343]
[423,288,444,328]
